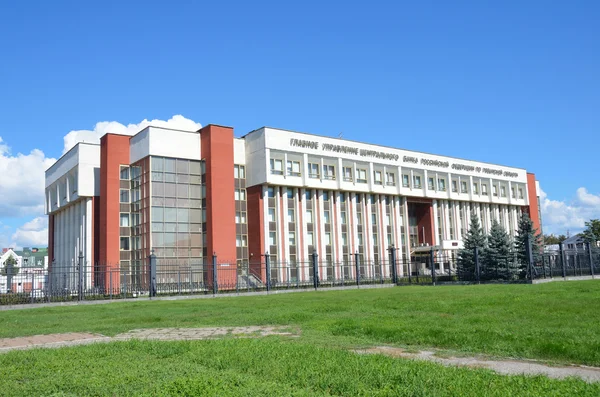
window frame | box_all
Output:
[287,160,301,177]
[270,158,284,175]
[357,168,367,184]
[308,163,320,179]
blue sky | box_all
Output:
[0,0,598,246]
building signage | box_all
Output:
[289,138,520,178]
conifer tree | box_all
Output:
[514,213,542,279]
[483,220,514,280]
[457,212,487,279]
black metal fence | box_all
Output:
[1,243,598,306]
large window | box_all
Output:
[234,165,245,179]
[438,178,446,191]
[343,167,353,182]
[308,163,320,178]
[357,169,367,183]
[287,161,301,176]
[323,165,335,180]
[120,237,130,251]
[385,172,395,186]
[452,180,458,193]
[235,211,247,224]
[234,189,246,201]
[120,189,129,203]
[428,177,435,190]
[402,174,410,187]
[413,175,422,188]
[482,184,488,196]
[268,208,276,222]
[374,171,383,185]
[461,181,468,193]
[306,209,313,223]
[120,213,130,227]
[270,159,283,175]
[120,166,129,180]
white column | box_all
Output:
[350,192,359,255]
[443,200,451,241]
[282,188,290,265]
[365,194,374,266]
[262,185,270,254]
[432,200,439,246]
[334,191,343,273]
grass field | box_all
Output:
[1,281,599,395]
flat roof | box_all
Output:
[45,142,100,174]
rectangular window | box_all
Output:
[473,183,479,194]
[234,165,246,179]
[120,213,129,227]
[357,169,367,183]
[322,191,329,201]
[342,232,348,246]
[270,159,283,175]
[236,235,248,247]
[358,233,363,246]
[452,180,458,192]
[482,184,488,196]
[120,237,130,251]
[234,189,246,201]
[324,210,330,224]
[461,181,468,193]
[519,188,524,199]
[268,208,276,222]
[323,165,336,180]
[341,211,347,224]
[413,175,422,188]
[287,161,301,176]
[287,189,294,199]
[501,186,506,197]
[235,211,247,224]
[428,177,435,190]
[120,166,129,180]
[307,232,314,246]
[288,209,295,223]
[512,187,516,198]
[343,167,353,182]
[438,178,446,191]
[269,232,277,246]
[493,185,498,196]
[402,174,410,187]
[325,232,331,245]
[120,189,129,203]
[371,213,377,225]
[306,209,313,223]
[374,171,383,185]
[308,163,320,178]
[288,232,296,246]
[385,172,395,186]
[267,187,275,198]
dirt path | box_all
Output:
[0,326,296,353]
[2,329,599,383]
[356,346,600,383]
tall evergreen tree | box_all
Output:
[457,212,487,279]
[483,220,514,280]
[581,219,600,245]
[514,213,542,279]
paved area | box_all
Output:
[356,346,600,383]
[0,326,297,353]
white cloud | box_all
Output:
[0,137,56,218]
[11,217,47,248]
[539,187,600,235]
[62,115,202,154]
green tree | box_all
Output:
[514,213,542,279]
[457,212,487,279]
[543,234,567,245]
[581,219,600,245]
[2,255,18,276]
[483,220,515,280]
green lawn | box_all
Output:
[1,338,598,396]
[1,281,599,366]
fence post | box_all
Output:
[212,253,218,295]
[109,269,113,300]
[430,247,436,286]
[31,272,35,304]
[312,251,319,290]
[542,256,546,279]
[77,251,84,301]
[587,242,594,277]
[48,260,55,302]
[559,242,566,278]
[525,234,534,282]
[354,251,360,286]
[389,246,398,284]
[148,251,157,298]
[474,247,480,284]
[265,252,271,292]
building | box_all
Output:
[0,248,48,293]
[45,125,541,285]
